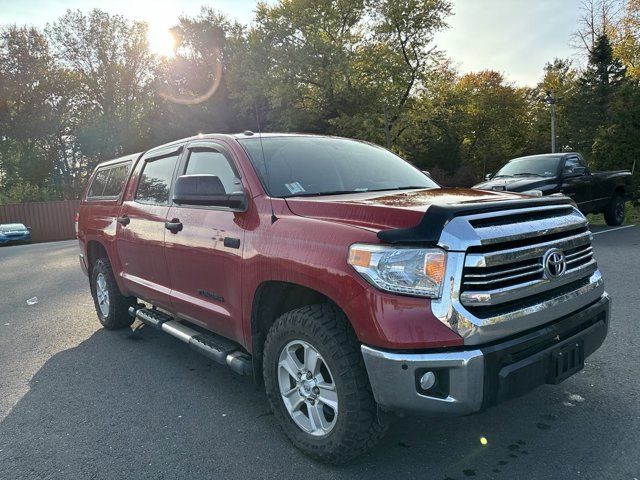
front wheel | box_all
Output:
[262,303,387,464]
[604,195,625,226]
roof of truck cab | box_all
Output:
[96,152,143,168]
[94,133,337,170]
[508,152,581,162]
[144,132,334,153]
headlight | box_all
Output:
[348,244,446,298]
[521,189,543,197]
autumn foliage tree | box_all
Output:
[0,1,639,202]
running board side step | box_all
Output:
[128,306,252,376]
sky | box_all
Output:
[0,0,583,86]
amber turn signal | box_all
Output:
[348,248,372,268]
[424,252,446,284]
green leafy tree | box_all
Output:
[525,58,579,153]
[592,79,640,195]
[613,0,640,78]
[454,71,530,176]
[0,26,72,202]
[237,0,451,144]
[152,8,247,143]
[568,33,626,158]
[47,9,156,163]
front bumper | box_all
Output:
[0,234,31,244]
[361,293,610,416]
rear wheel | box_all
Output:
[90,257,135,329]
[604,195,625,226]
[262,303,387,464]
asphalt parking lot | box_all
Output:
[0,225,638,480]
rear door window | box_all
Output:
[135,154,180,205]
[87,162,131,199]
[102,163,131,197]
[87,170,110,198]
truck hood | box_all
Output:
[284,187,532,231]
[474,176,558,192]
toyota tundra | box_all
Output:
[77,133,610,463]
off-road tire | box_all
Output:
[262,303,387,464]
[90,257,135,330]
[604,195,625,226]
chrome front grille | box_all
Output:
[460,225,596,308]
[429,202,605,345]
[462,258,544,289]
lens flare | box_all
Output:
[147,26,176,57]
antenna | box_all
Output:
[254,99,277,223]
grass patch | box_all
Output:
[587,201,640,226]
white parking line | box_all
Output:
[591,225,637,236]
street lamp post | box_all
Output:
[546,90,556,153]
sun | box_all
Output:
[147,25,176,57]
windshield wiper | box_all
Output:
[287,190,364,198]
[366,186,429,192]
[513,173,544,177]
[287,186,430,198]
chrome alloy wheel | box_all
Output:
[615,200,625,223]
[277,340,338,436]
[95,272,110,317]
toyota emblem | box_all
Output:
[543,248,567,279]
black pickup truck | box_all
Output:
[474,152,633,225]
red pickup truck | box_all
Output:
[78,133,610,463]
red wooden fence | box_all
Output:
[0,200,80,243]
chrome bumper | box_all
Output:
[361,293,610,416]
[361,345,485,415]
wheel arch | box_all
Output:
[86,240,109,279]
[250,280,352,382]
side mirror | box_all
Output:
[485,173,493,181]
[26,226,32,231]
[564,166,587,177]
[173,174,247,210]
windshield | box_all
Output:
[0,223,26,232]
[495,156,561,178]
[238,136,437,197]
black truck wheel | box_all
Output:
[604,195,625,226]
[90,257,135,330]
[262,303,387,464]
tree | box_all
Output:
[396,62,464,172]
[0,26,68,202]
[237,0,451,145]
[525,58,579,153]
[568,33,626,158]
[47,9,156,163]
[592,79,640,176]
[456,71,530,176]
[613,0,640,78]
[397,68,530,179]
[151,8,246,143]
[572,0,623,54]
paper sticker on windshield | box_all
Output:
[285,182,305,194]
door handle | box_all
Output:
[116,215,130,226]
[165,219,183,233]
